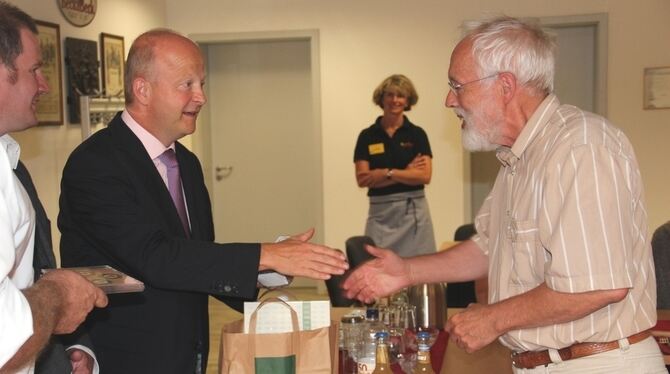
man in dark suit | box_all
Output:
[14,161,98,374]
[58,29,348,374]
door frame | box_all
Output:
[190,30,325,244]
[539,13,608,116]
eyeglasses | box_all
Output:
[448,74,498,96]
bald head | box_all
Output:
[124,29,201,105]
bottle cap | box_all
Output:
[375,331,389,339]
[417,331,431,339]
[366,307,379,320]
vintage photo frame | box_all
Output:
[100,33,125,97]
[643,66,670,110]
[35,20,63,125]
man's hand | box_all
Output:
[342,245,412,303]
[445,303,500,353]
[69,349,95,374]
[260,228,349,280]
[40,269,108,334]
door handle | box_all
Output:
[215,166,233,181]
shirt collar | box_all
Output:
[374,115,410,134]
[495,94,560,167]
[0,134,21,170]
[122,110,175,159]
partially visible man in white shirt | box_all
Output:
[0,2,108,373]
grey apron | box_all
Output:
[365,190,436,258]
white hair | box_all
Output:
[463,16,557,94]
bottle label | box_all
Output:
[356,357,375,374]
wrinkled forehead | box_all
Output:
[449,38,477,79]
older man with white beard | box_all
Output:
[342,16,665,373]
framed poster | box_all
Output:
[100,33,125,97]
[64,37,99,123]
[35,20,63,125]
[643,66,670,110]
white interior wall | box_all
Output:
[166,0,670,250]
[8,0,167,262]
[8,0,670,262]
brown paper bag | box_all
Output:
[219,297,338,374]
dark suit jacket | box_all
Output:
[14,161,93,374]
[58,113,261,374]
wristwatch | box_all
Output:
[386,169,394,179]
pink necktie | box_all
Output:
[158,149,190,237]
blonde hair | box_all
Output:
[372,74,418,111]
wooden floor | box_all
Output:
[206,287,328,374]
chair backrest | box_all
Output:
[447,224,478,308]
[652,221,670,309]
[454,223,476,241]
[325,272,356,307]
[345,235,376,269]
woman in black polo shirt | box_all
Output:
[353,74,436,257]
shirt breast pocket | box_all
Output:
[507,219,544,288]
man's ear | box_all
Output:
[133,77,151,105]
[498,72,516,103]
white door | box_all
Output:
[205,39,323,258]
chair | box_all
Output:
[345,235,376,269]
[652,221,670,309]
[325,272,357,307]
[324,236,376,307]
[446,224,478,308]
[326,236,375,307]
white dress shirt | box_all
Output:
[0,134,36,373]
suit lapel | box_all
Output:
[14,161,56,280]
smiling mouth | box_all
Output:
[183,111,199,117]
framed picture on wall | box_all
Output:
[35,20,63,125]
[643,66,670,110]
[100,33,125,97]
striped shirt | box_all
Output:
[472,94,657,351]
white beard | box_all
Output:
[455,99,503,152]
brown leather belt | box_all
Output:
[511,330,651,369]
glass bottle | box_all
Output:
[412,331,435,374]
[371,331,392,373]
[340,313,365,374]
[357,307,385,373]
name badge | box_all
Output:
[368,143,384,155]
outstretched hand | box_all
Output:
[260,228,349,280]
[341,245,412,304]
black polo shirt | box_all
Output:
[353,116,432,197]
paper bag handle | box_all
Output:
[248,297,302,372]
[249,296,301,333]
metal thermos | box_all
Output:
[407,283,446,329]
